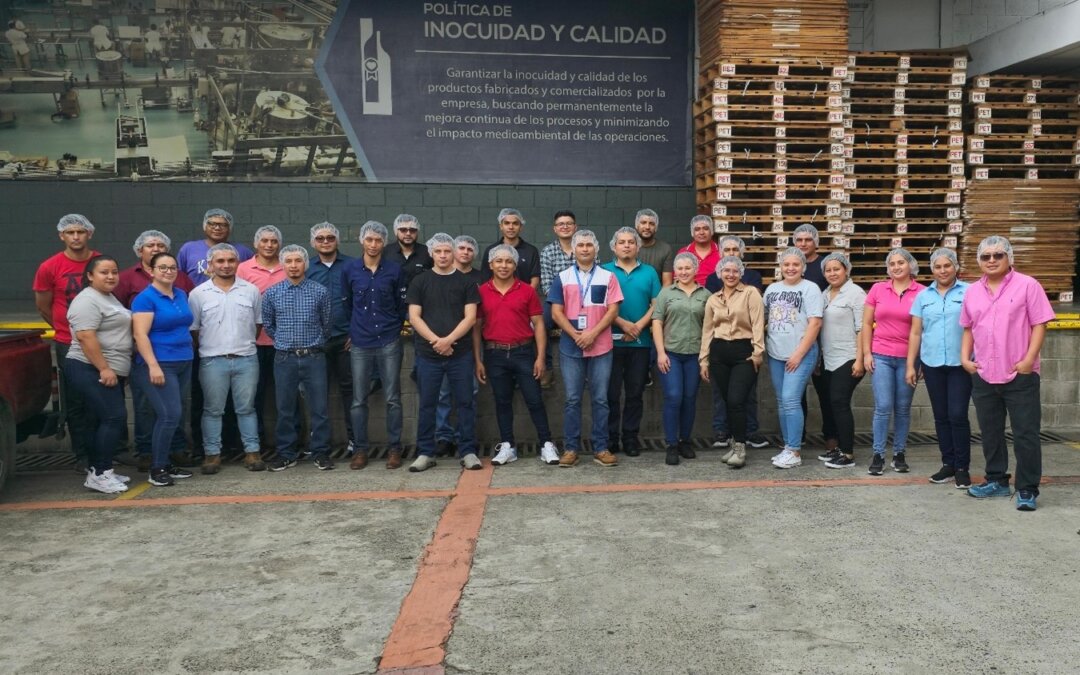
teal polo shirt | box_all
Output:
[601,260,661,348]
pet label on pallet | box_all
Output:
[896,222,908,234]
[948,88,962,101]
[894,208,906,219]
[716,141,731,154]
[943,236,957,248]
[713,221,729,232]
[711,204,727,217]
[948,221,963,233]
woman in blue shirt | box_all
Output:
[132,252,195,486]
[905,248,971,489]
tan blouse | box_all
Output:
[698,284,766,365]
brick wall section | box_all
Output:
[950,0,1078,44]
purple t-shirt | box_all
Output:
[176,240,254,285]
[865,280,925,358]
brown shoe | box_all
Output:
[243,452,266,472]
[593,450,618,467]
[540,370,554,389]
[386,448,403,470]
[201,455,222,475]
[558,450,579,467]
[350,451,369,470]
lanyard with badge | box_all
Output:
[573,264,595,330]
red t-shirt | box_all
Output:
[32,250,100,344]
[478,278,542,344]
[113,264,195,309]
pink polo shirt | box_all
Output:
[959,269,1054,384]
[865,279,925,358]
[237,257,285,346]
[678,241,720,286]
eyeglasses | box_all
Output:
[155,265,179,272]
[206,221,230,229]
[314,235,337,243]
[979,252,1007,262]
[398,227,418,233]
[555,222,576,228]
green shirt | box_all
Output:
[602,260,661,348]
[652,284,710,355]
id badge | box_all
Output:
[576,314,588,330]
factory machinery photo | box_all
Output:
[0,0,358,180]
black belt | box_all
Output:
[485,339,533,350]
[218,353,249,359]
[278,347,323,356]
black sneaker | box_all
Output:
[608,440,621,455]
[167,466,193,479]
[712,433,730,449]
[313,455,335,471]
[825,454,855,469]
[868,454,885,476]
[954,468,972,489]
[665,444,680,465]
[929,465,955,484]
[747,433,769,449]
[678,440,696,459]
[891,453,909,473]
[269,458,297,472]
[623,439,641,457]
[149,468,174,486]
[435,440,456,457]
[818,449,843,463]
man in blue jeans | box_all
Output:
[434,235,482,456]
[343,221,407,470]
[538,210,578,388]
[407,233,481,472]
[262,245,333,472]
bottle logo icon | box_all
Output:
[360,18,392,115]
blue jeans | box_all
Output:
[658,352,699,446]
[416,353,476,457]
[274,351,330,460]
[484,344,552,445]
[871,353,915,456]
[200,355,260,455]
[712,378,760,434]
[131,360,192,471]
[922,365,972,470]
[350,340,403,452]
[131,375,187,456]
[63,358,127,474]
[436,373,479,443]
[560,350,613,453]
[767,343,819,452]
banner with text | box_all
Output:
[317,0,693,185]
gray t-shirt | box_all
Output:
[66,287,133,375]
[638,239,673,281]
[820,279,867,371]
[763,279,823,360]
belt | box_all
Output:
[484,339,533,351]
[278,347,323,356]
[218,353,249,359]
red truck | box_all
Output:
[0,330,54,493]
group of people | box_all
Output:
[32,207,1052,511]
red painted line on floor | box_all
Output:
[376,464,493,674]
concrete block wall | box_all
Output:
[948,0,1076,46]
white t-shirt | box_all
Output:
[66,287,133,375]
[762,279,824,360]
[5,27,30,55]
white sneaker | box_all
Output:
[772,449,803,469]
[84,471,127,494]
[491,442,518,466]
[103,469,131,484]
[771,447,789,462]
[539,441,560,465]
[460,453,482,470]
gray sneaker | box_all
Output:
[460,453,482,470]
[408,455,437,472]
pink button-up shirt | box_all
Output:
[959,269,1054,384]
[237,257,285,346]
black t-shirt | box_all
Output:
[406,269,481,359]
[385,242,433,295]
[479,239,541,284]
[460,268,483,287]
[803,255,828,291]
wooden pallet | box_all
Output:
[698,0,849,65]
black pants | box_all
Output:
[324,334,355,444]
[607,347,650,446]
[802,367,838,443]
[923,365,972,470]
[820,361,864,454]
[972,372,1042,494]
[54,341,95,462]
[708,338,756,443]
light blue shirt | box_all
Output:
[910,280,968,367]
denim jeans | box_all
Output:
[560,350,613,453]
[972,372,1042,494]
[350,340,403,453]
[767,343,819,452]
[324,334,354,444]
[200,355,260,455]
[820,361,864,454]
[62,358,127,474]
[131,360,192,471]
[658,352,699,446]
[871,353,915,456]
[131,374,187,456]
[54,341,95,462]
[708,339,756,443]
[416,353,476,458]
[542,302,555,371]
[436,373,479,443]
[607,347,650,446]
[484,344,552,445]
[274,351,330,460]
[712,377,760,434]
[922,365,972,470]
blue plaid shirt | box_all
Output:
[539,241,575,295]
[262,278,331,350]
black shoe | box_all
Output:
[609,440,621,455]
[891,452,909,473]
[711,433,730,449]
[868,454,885,476]
[435,439,456,457]
[929,465,955,484]
[747,433,769,449]
[825,454,855,469]
[678,440,696,459]
[167,466,193,479]
[313,455,335,471]
[149,468,174,486]
[623,439,641,457]
[954,468,972,489]
[818,449,843,463]
[665,445,680,465]
[269,458,297,472]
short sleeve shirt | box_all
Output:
[547,264,624,358]
[652,285,710,355]
[480,239,541,285]
[865,280,925,358]
[32,251,100,344]
[478,279,543,344]
[176,239,254,286]
[763,279,824,360]
[131,285,194,363]
[638,240,674,281]
[601,260,661,348]
[910,281,968,368]
[821,280,867,371]
[66,287,133,375]
[406,270,481,359]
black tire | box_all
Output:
[0,401,14,495]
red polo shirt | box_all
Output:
[478,278,542,343]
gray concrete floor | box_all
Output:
[2,442,1079,674]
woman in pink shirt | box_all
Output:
[861,248,925,476]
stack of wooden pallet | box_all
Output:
[698,0,850,65]
[843,51,968,284]
[961,179,1079,302]
[694,58,850,281]
[965,75,1080,181]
